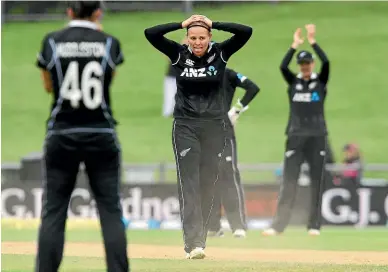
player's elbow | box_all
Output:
[249,86,260,97]
[144,28,154,41]
[252,85,260,95]
[144,28,150,37]
[245,26,253,37]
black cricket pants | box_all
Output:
[35,131,129,272]
[172,118,226,253]
[208,127,247,232]
[272,135,327,233]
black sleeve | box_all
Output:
[109,37,124,69]
[144,23,184,63]
[36,34,53,70]
[212,22,252,62]
[312,43,330,85]
[229,69,260,107]
[280,47,297,85]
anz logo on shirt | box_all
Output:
[180,65,218,78]
[292,91,320,103]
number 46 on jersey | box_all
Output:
[60,61,103,110]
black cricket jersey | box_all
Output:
[223,68,260,109]
[145,22,252,120]
[36,20,124,132]
[280,43,330,136]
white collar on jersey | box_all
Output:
[187,42,214,55]
[68,20,99,30]
[297,72,318,80]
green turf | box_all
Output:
[2,224,388,271]
[3,254,388,272]
[2,2,388,165]
[2,222,388,251]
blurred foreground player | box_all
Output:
[263,24,330,236]
[162,38,188,117]
[163,63,178,117]
[145,15,252,259]
[208,68,260,238]
[35,2,129,271]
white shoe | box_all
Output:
[207,229,224,238]
[186,247,206,259]
[233,229,246,238]
[308,229,320,236]
[262,228,278,236]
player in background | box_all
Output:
[208,68,260,238]
[263,24,330,237]
[35,2,129,271]
[162,38,188,117]
[145,15,252,259]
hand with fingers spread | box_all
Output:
[292,28,304,49]
[182,15,211,28]
[181,15,198,28]
[305,24,316,44]
[199,15,212,28]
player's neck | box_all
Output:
[68,20,98,30]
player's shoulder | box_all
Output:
[209,42,222,53]
[99,31,121,43]
[41,29,63,43]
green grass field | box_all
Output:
[2,2,388,164]
[2,220,388,271]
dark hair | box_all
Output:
[68,1,103,19]
[186,21,211,33]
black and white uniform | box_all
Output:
[145,22,252,253]
[271,43,330,233]
[35,20,128,272]
[208,68,260,232]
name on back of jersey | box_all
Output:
[56,42,105,58]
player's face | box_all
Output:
[187,27,212,57]
[299,61,315,78]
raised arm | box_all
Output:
[193,16,252,62]
[280,48,297,85]
[212,22,252,61]
[144,23,184,63]
[280,28,304,84]
[306,24,330,85]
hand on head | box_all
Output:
[182,15,212,28]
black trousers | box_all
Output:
[172,118,226,253]
[272,135,327,233]
[208,128,247,232]
[35,131,129,272]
